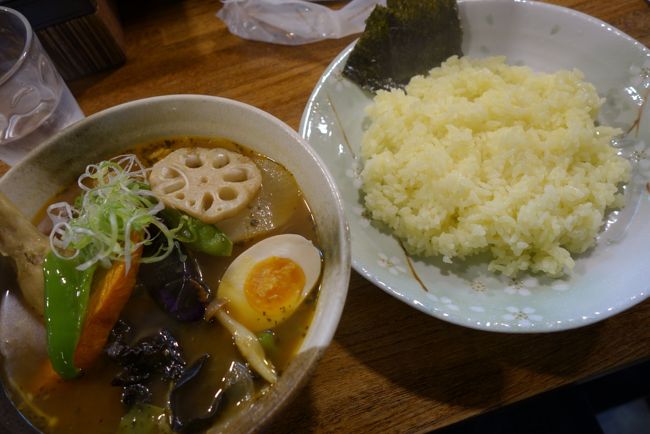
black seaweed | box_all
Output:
[138,239,210,322]
[106,321,187,408]
[121,384,152,408]
[169,354,224,434]
[343,0,463,92]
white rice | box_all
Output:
[360,56,630,276]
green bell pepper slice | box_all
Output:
[43,252,96,379]
[162,209,232,256]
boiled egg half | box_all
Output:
[217,234,322,332]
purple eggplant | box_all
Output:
[138,240,210,322]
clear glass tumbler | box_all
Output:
[0,7,84,165]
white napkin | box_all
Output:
[217,0,386,45]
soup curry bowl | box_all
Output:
[0,95,350,433]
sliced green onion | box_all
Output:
[47,154,175,271]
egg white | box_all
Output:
[217,234,321,332]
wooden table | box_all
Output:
[5,0,650,432]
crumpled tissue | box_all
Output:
[217,0,385,45]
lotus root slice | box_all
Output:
[149,147,262,223]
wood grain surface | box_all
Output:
[3,1,650,432]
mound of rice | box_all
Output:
[360,56,630,276]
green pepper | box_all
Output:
[162,209,233,256]
[257,330,277,356]
[117,404,172,434]
[43,252,96,379]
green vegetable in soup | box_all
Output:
[161,209,233,256]
[43,252,96,379]
[117,404,172,434]
[257,330,277,355]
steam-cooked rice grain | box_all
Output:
[360,56,630,276]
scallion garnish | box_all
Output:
[47,154,175,272]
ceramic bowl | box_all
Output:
[301,0,650,332]
[0,95,350,433]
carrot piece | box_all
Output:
[73,247,142,369]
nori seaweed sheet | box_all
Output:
[343,0,463,92]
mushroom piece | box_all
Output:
[205,300,277,384]
[149,148,262,224]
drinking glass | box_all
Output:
[0,7,84,165]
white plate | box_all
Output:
[299,0,650,332]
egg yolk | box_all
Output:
[244,256,305,312]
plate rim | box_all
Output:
[299,0,650,333]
